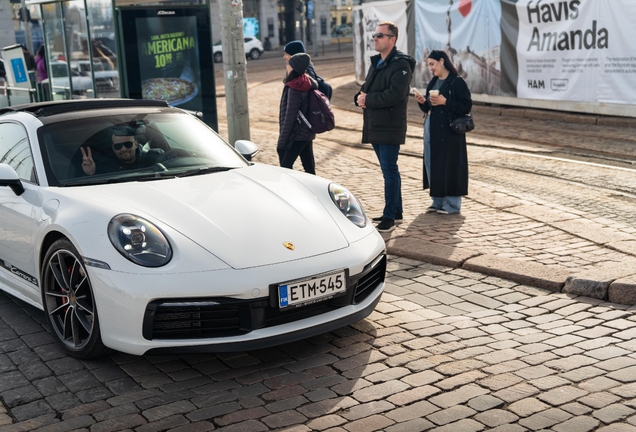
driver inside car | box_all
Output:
[80,126,163,176]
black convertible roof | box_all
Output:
[0,99,170,118]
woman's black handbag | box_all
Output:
[450,114,475,134]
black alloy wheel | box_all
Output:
[42,238,108,358]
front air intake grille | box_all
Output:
[142,253,386,341]
[353,254,386,303]
[143,300,253,340]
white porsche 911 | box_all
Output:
[0,99,386,358]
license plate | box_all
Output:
[278,270,346,308]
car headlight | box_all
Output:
[108,214,172,267]
[329,183,366,228]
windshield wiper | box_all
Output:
[63,176,135,186]
[62,172,175,186]
[175,166,237,177]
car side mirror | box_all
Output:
[234,140,258,161]
[0,163,25,196]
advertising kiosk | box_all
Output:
[117,5,217,130]
[23,0,217,129]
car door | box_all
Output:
[0,121,40,296]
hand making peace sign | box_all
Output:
[80,147,96,176]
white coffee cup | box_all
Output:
[429,90,440,97]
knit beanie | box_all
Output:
[288,53,311,74]
[284,40,306,56]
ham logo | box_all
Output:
[458,0,472,17]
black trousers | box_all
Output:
[277,140,315,174]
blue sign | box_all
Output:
[11,58,28,83]
[307,0,314,19]
[279,285,289,307]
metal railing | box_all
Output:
[0,83,37,106]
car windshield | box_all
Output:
[39,108,249,187]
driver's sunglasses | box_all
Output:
[112,141,134,151]
[372,33,394,39]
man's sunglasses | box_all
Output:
[112,141,134,150]
[372,33,395,39]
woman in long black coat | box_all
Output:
[415,50,472,214]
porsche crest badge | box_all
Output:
[283,242,295,251]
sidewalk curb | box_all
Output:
[386,237,480,268]
[461,254,570,292]
[609,275,636,304]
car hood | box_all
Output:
[92,165,349,269]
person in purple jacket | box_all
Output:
[35,45,48,82]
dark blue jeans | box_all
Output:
[372,143,402,220]
[278,140,315,174]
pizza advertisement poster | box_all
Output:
[135,15,202,109]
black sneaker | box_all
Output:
[376,218,395,232]
[371,213,403,223]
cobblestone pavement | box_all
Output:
[2,46,636,431]
[2,259,636,431]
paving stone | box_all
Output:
[427,405,477,426]
[340,400,394,421]
[593,403,636,423]
[429,384,489,408]
[611,383,636,398]
[466,395,504,411]
[607,366,636,383]
[434,359,487,375]
[482,360,529,374]
[577,392,621,409]
[296,396,358,418]
[306,414,347,431]
[342,413,394,432]
[264,395,308,413]
[560,402,593,416]
[135,415,191,432]
[478,373,524,391]
[544,355,597,372]
[386,385,440,406]
[493,383,540,403]
[508,397,550,417]
[215,407,270,426]
[425,418,485,432]
[560,366,606,382]
[586,346,631,360]
[473,409,519,427]
[595,356,636,371]
[89,413,147,432]
[261,410,308,429]
[596,425,636,432]
[384,418,435,432]
[142,401,197,422]
[537,386,588,405]
[385,400,440,422]
[514,365,556,380]
[401,370,444,387]
[518,408,571,430]
[365,367,410,383]
[351,380,410,403]
[487,425,528,432]
[543,335,586,348]
[529,376,572,390]
[552,415,600,432]
[437,371,488,390]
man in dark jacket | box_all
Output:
[354,21,415,232]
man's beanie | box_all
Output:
[284,40,306,56]
[289,53,311,74]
